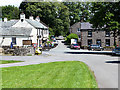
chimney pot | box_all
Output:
[4,18,7,22]
[29,16,34,20]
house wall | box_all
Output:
[43,30,49,38]
[81,30,114,47]
[12,20,34,28]
[69,22,81,36]
[12,20,37,44]
[0,36,30,46]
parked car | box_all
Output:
[88,45,104,51]
[112,47,120,55]
[71,44,80,49]
[53,40,58,45]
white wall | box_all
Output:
[0,36,11,46]
[0,36,30,46]
[30,28,37,43]
[43,30,49,38]
[12,20,34,28]
[12,19,37,44]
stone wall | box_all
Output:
[81,30,114,47]
[2,46,34,56]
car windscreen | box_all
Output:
[73,44,78,46]
[115,48,120,50]
[91,45,100,47]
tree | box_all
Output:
[90,2,120,46]
[66,33,78,44]
[19,2,70,36]
[2,5,19,20]
[63,2,91,26]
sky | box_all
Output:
[0,0,23,7]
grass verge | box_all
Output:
[0,60,23,64]
[2,61,98,88]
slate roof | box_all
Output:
[70,22,81,28]
[26,19,48,29]
[81,22,93,29]
[2,20,19,28]
[70,22,94,30]
[0,27,32,36]
[1,19,48,29]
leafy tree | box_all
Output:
[90,2,120,46]
[63,2,91,26]
[2,5,19,20]
[66,33,78,44]
[19,2,70,36]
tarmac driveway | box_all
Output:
[0,40,119,88]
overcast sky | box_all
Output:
[0,0,23,7]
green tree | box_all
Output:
[66,33,78,44]
[90,2,120,46]
[19,2,70,36]
[2,5,19,20]
[63,2,91,26]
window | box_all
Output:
[21,19,24,22]
[12,37,16,44]
[105,31,110,37]
[106,39,110,46]
[96,39,101,46]
[78,35,81,38]
[88,39,92,45]
[88,30,92,37]
[77,28,80,32]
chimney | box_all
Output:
[20,13,25,22]
[35,16,40,22]
[4,18,7,22]
[29,16,34,20]
[80,16,84,22]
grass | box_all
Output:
[2,61,98,88]
[0,60,23,64]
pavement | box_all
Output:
[0,40,119,88]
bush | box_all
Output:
[66,33,78,44]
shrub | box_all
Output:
[66,33,78,44]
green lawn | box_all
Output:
[2,61,98,88]
[0,60,23,64]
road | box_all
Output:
[0,40,119,88]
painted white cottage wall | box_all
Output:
[12,20,34,28]
[0,37,11,46]
[12,20,38,44]
[0,36,29,46]
[43,30,49,38]
[16,37,30,46]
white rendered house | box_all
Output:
[0,13,49,47]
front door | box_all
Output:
[96,39,101,46]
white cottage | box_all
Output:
[0,13,49,47]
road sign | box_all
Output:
[32,43,37,48]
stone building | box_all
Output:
[69,22,120,48]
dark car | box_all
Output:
[112,47,120,55]
[88,45,104,51]
[71,44,80,49]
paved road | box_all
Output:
[0,40,119,88]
